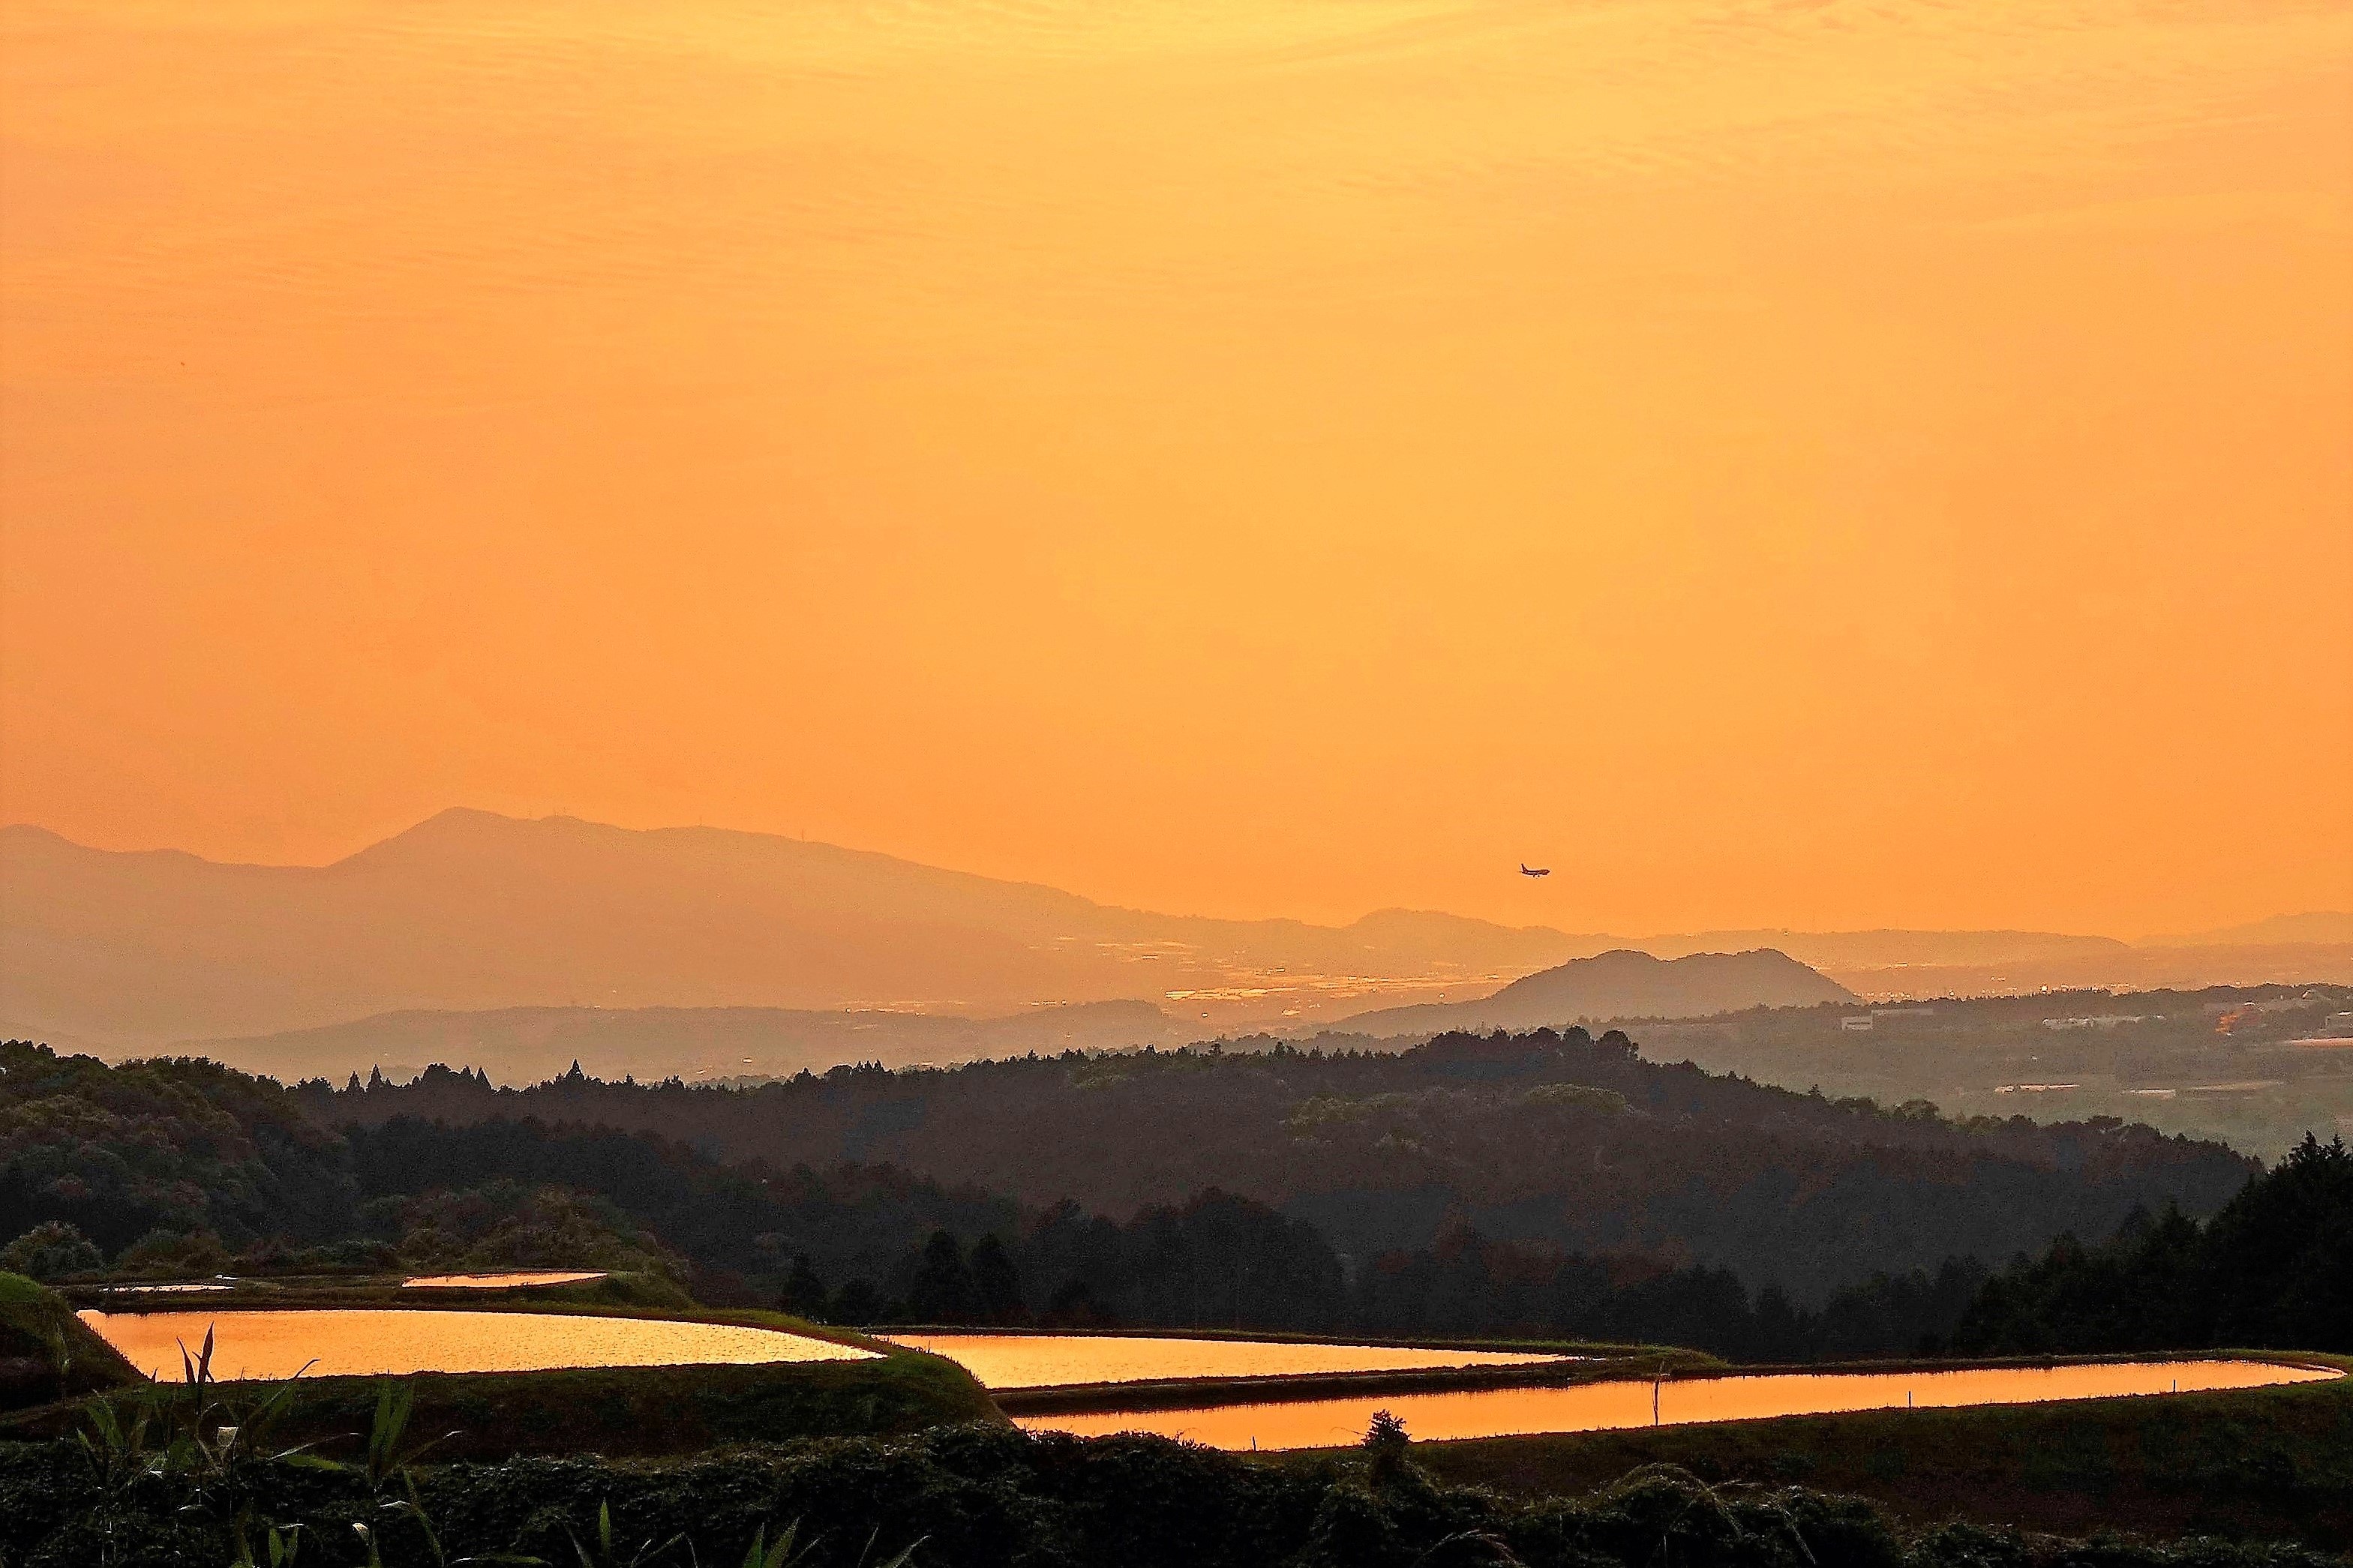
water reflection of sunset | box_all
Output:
[1022,1360,2339,1451]
[82,1309,877,1381]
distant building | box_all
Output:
[1841,1016,1873,1032]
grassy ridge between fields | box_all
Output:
[0,1272,140,1408]
[1396,1353,2353,1547]
[994,1348,1720,1415]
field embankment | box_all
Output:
[0,1273,139,1411]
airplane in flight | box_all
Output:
[1520,863,1550,877]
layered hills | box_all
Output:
[196,947,1854,1084]
[5,811,2345,1060]
[329,1025,2255,1303]
[0,811,1577,1049]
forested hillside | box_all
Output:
[323,1027,2255,1302]
[0,1039,2006,1357]
[1952,1132,2353,1354]
[0,1044,354,1255]
[8,1037,2342,1361]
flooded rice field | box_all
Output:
[1018,1359,2337,1451]
[881,1333,1565,1389]
[82,1309,878,1381]
[401,1271,608,1289]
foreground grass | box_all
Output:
[11,1351,1001,1459]
[5,1418,2349,1568]
[1398,1354,2353,1548]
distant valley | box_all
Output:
[193,1000,1190,1087]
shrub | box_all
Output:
[0,1222,103,1282]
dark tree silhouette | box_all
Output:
[969,1233,1024,1325]
[905,1230,974,1323]
[1952,1134,2353,1354]
[830,1276,887,1325]
[779,1252,828,1319]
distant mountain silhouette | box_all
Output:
[1634,928,2129,967]
[0,812,1587,1049]
[5,810,2337,1052]
[2139,911,2353,947]
[1337,948,1856,1036]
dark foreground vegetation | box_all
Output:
[6,1410,2351,1568]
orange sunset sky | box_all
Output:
[2,0,2349,936]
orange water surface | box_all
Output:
[1019,1360,2338,1451]
[881,1333,1564,1390]
[401,1271,608,1290]
[82,1309,877,1382]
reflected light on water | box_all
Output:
[1019,1360,2339,1451]
[81,1309,878,1381]
[401,1271,608,1289]
[882,1333,1565,1390]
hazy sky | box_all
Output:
[3,0,2348,934]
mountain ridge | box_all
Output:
[6,812,2343,1051]
[1336,946,1857,1036]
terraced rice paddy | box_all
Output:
[1019,1359,2338,1451]
[82,1309,878,1381]
[881,1333,1565,1389]
[401,1271,609,1289]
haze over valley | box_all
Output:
[7,811,2344,1075]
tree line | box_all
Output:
[8,1037,2344,1361]
[311,1026,2257,1303]
[1951,1132,2351,1355]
